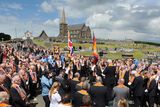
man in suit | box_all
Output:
[103,59,116,101]
[103,59,116,88]
[128,70,144,107]
[19,69,30,95]
[145,72,157,107]
[70,72,80,99]
[28,65,38,100]
[89,76,109,107]
[10,74,27,107]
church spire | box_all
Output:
[60,8,66,24]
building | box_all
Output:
[58,8,91,39]
[35,30,49,40]
[22,31,33,40]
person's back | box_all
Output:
[70,73,80,97]
[113,86,129,107]
[73,91,88,107]
[113,78,129,107]
[89,82,108,107]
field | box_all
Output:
[33,39,160,59]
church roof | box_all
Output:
[68,24,85,30]
[82,26,90,31]
[38,30,48,39]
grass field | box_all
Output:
[33,39,160,59]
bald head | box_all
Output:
[96,76,102,83]
[74,72,80,78]
[118,78,125,85]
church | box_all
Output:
[58,9,92,39]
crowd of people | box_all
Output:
[0,42,159,107]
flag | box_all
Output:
[68,30,73,57]
[92,32,99,58]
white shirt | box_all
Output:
[50,92,61,107]
[91,65,96,71]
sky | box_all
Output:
[0,0,160,43]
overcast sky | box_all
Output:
[0,0,160,43]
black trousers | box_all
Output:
[148,96,154,107]
[134,96,142,107]
[30,83,37,99]
[43,95,50,107]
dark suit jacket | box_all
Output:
[103,66,116,88]
[4,76,11,91]
[147,79,157,97]
[130,76,144,97]
[10,87,27,107]
[69,79,79,98]
[73,91,87,107]
[89,85,108,107]
[21,79,29,95]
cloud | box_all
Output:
[43,18,59,27]
[40,1,54,13]
[1,0,160,42]
[86,12,112,29]
[148,17,160,34]
[39,0,160,42]
[0,15,59,38]
[0,3,23,10]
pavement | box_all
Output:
[36,95,45,107]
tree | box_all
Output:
[0,33,11,41]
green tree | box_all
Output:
[0,33,11,41]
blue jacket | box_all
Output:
[41,75,53,96]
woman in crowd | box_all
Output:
[49,82,61,107]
